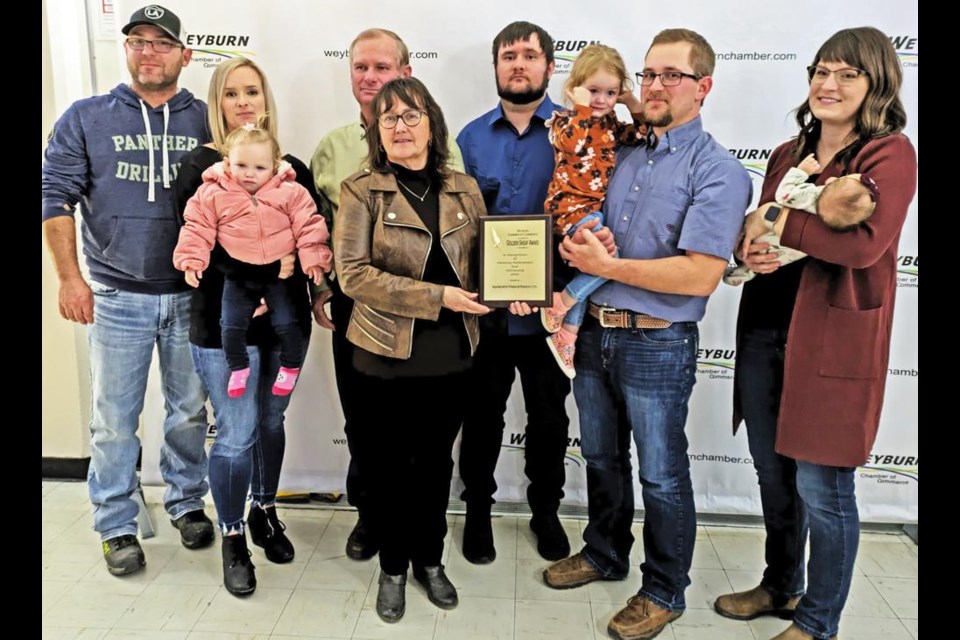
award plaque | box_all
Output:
[478,215,553,307]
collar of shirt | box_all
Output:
[651,115,704,156]
[486,95,557,131]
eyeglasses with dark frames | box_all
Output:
[636,70,702,87]
[378,109,425,129]
[125,37,183,54]
[806,66,869,86]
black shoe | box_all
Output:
[376,571,406,623]
[413,565,458,610]
[247,504,295,564]
[346,519,378,561]
[171,510,215,550]
[530,513,571,561]
[101,535,146,576]
[221,533,257,596]
[462,507,496,564]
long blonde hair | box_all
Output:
[563,44,632,105]
[207,58,279,153]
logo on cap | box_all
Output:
[144,6,165,19]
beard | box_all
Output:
[642,99,674,128]
[128,61,180,94]
[497,71,550,105]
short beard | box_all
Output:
[497,71,549,105]
[644,112,673,128]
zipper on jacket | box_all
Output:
[251,194,266,264]
[383,219,432,360]
[439,215,475,356]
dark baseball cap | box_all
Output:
[121,5,184,43]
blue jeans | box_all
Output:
[221,278,304,371]
[574,317,698,611]
[87,282,209,541]
[191,344,296,531]
[562,213,616,327]
[739,329,858,639]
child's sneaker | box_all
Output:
[228,367,251,398]
[541,292,568,334]
[273,367,300,396]
[546,333,576,379]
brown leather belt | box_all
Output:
[588,303,673,329]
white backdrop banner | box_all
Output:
[129,0,918,522]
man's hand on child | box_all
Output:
[618,89,642,114]
[185,269,203,288]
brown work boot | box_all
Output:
[714,584,801,620]
[607,595,682,640]
[542,552,604,589]
[770,623,837,640]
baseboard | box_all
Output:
[42,457,90,480]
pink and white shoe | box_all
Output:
[546,334,576,379]
[541,292,569,334]
[272,367,300,396]
[228,367,251,398]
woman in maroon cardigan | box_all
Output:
[713,28,917,640]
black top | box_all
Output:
[353,164,472,379]
[175,145,330,349]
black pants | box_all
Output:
[458,329,571,516]
[221,278,303,371]
[328,279,370,518]
[351,369,468,575]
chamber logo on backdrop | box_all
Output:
[888,366,918,378]
[890,35,918,68]
[729,148,771,187]
[503,432,584,467]
[897,255,918,288]
[553,39,602,75]
[714,50,798,62]
[697,347,736,380]
[185,33,256,67]
[859,453,918,484]
[320,47,439,61]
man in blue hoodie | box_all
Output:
[42,5,213,576]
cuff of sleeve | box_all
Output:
[42,198,75,222]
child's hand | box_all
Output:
[798,153,821,175]
[569,86,591,107]
[185,269,203,288]
[618,88,642,114]
[306,266,324,286]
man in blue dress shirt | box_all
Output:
[456,21,589,565]
[543,29,752,640]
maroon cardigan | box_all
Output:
[733,134,917,467]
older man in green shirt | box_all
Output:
[310,28,463,562]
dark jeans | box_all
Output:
[191,345,296,529]
[328,279,368,518]
[221,278,304,371]
[458,329,571,516]
[351,369,468,575]
[739,328,859,639]
[574,317,698,611]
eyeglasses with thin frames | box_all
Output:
[125,37,183,54]
[807,66,869,86]
[378,109,425,129]
[636,71,701,87]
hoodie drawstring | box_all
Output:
[138,100,173,203]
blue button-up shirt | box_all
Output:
[457,96,559,335]
[594,116,752,322]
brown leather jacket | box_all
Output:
[334,168,484,360]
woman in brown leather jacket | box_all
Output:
[334,77,490,624]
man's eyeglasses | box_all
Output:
[636,71,701,87]
[378,109,424,129]
[807,66,869,86]
[126,37,183,54]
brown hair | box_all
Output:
[818,177,877,230]
[365,77,451,179]
[563,44,632,105]
[350,28,410,68]
[492,21,554,65]
[647,28,716,77]
[794,27,907,168]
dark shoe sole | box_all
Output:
[250,539,295,564]
[376,608,405,623]
[225,583,257,597]
[607,622,670,640]
[346,544,378,561]
[542,569,606,590]
[712,600,797,621]
[106,559,146,577]
[462,547,497,565]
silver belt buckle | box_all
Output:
[599,307,620,328]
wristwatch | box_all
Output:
[764,205,783,229]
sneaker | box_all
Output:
[247,503,295,563]
[529,513,571,561]
[607,595,682,640]
[170,510,215,550]
[714,584,800,621]
[542,552,606,590]
[413,565,458,609]
[272,367,300,396]
[462,506,496,565]
[540,292,568,333]
[345,518,378,560]
[101,535,146,576]
[221,533,257,597]
[228,367,251,398]
[546,333,576,379]
[376,571,407,623]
